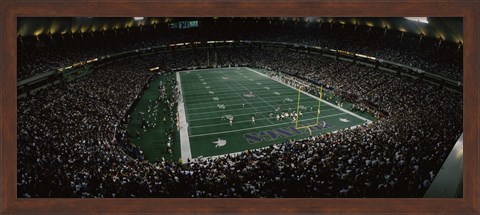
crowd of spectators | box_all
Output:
[18,22,462,81]
[18,41,462,198]
[17,58,150,197]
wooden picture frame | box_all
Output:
[1,0,478,214]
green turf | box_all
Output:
[179,67,374,158]
[253,68,377,122]
[127,73,181,163]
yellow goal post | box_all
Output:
[295,85,323,135]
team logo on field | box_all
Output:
[243,123,332,144]
[213,138,227,148]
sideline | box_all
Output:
[176,72,192,163]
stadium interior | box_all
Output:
[17,17,463,198]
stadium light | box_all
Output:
[134,17,144,21]
[404,17,428,24]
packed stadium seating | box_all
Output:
[18,24,462,81]
[18,41,462,197]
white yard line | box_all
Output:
[184,88,296,103]
[229,72,280,111]
[190,117,278,129]
[188,106,257,116]
[184,85,291,92]
[176,72,192,163]
[189,113,347,137]
[245,67,372,123]
[187,99,321,111]
[218,76,275,124]
[189,107,337,122]
[188,104,334,116]
[182,84,286,91]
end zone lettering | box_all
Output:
[243,124,331,144]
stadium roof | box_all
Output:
[17,17,463,44]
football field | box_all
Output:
[178,67,373,160]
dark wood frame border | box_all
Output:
[1,0,478,214]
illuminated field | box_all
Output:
[179,67,374,159]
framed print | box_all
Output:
[1,0,478,214]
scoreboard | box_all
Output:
[169,20,199,29]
